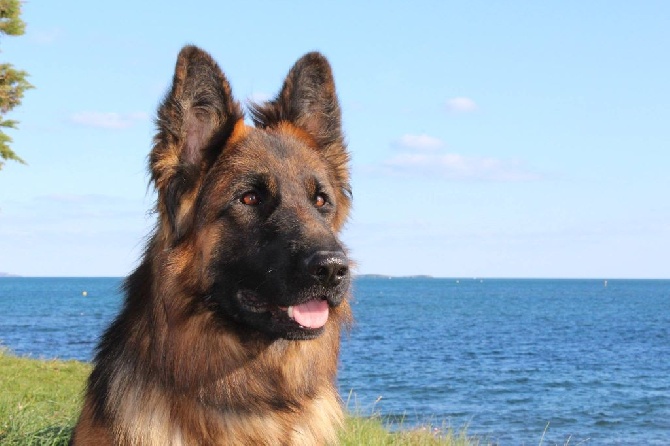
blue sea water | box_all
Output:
[0,277,668,445]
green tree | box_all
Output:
[0,0,32,170]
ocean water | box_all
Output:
[0,277,668,445]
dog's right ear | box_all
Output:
[151,46,243,241]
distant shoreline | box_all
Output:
[355,274,434,279]
[0,272,21,278]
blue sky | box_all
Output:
[1,1,669,278]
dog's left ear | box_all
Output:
[251,53,351,224]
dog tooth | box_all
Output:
[287,306,294,318]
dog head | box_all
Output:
[149,46,351,340]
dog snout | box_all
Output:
[305,250,350,289]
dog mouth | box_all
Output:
[235,290,331,334]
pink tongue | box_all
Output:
[290,300,329,329]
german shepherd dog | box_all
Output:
[71,46,352,445]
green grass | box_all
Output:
[0,348,89,445]
[339,413,477,445]
[0,349,478,445]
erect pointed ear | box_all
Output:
[151,45,243,241]
[250,52,344,151]
[251,53,351,227]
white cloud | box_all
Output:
[382,134,540,182]
[393,134,445,151]
[30,28,63,45]
[70,111,149,129]
[446,97,478,113]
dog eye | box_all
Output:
[241,192,260,206]
[314,193,327,208]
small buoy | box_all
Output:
[82,291,88,297]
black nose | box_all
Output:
[305,251,350,288]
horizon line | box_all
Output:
[1,274,669,281]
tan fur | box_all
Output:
[72,46,351,445]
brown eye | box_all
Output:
[315,194,326,208]
[241,192,260,206]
